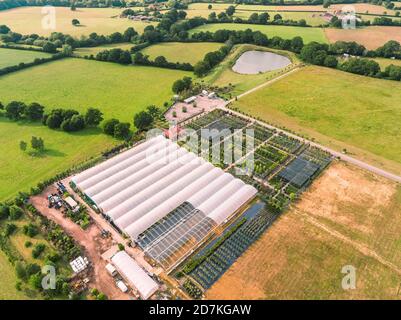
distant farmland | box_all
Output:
[189,23,328,44]
[325,26,401,49]
[0,58,191,122]
[0,48,52,68]
[232,66,401,175]
[0,7,154,36]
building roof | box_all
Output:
[111,251,158,299]
[64,196,78,209]
[72,135,257,241]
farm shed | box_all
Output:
[111,251,158,299]
[64,196,78,209]
[72,135,257,269]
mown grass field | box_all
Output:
[73,43,134,57]
[0,119,117,201]
[189,23,328,44]
[0,58,190,122]
[0,48,52,69]
[140,42,223,64]
[205,44,300,96]
[232,66,401,175]
[0,250,31,300]
[207,162,401,299]
[0,7,154,36]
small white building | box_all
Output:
[65,196,78,210]
[111,251,158,300]
[106,263,117,276]
[116,280,128,293]
[184,96,196,104]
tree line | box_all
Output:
[0,101,104,132]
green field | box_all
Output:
[373,57,401,69]
[74,43,134,57]
[0,48,52,69]
[141,42,223,64]
[189,23,328,44]
[205,44,300,96]
[0,58,190,122]
[0,250,31,300]
[232,66,401,175]
[234,11,327,26]
[0,119,117,201]
[0,7,153,37]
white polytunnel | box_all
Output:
[111,250,158,300]
[125,167,224,240]
[72,135,258,244]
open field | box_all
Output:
[207,162,401,299]
[0,7,154,36]
[234,10,327,26]
[373,57,401,69]
[232,66,401,175]
[189,23,328,44]
[0,58,190,122]
[0,118,117,201]
[0,250,32,300]
[73,43,134,57]
[141,42,223,64]
[325,26,401,49]
[205,44,300,96]
[0,48,52,69]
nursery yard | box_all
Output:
[0,48,52,69]
[207,162,401,300]
[140,42,223,64]
[0,58,190,121]
[232,66,401,175]
[0,119,117,201]
[0,7,153,36]
[189,23,328,44]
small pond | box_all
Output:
[232,50,291,74]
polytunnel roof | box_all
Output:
[72,135,257,241]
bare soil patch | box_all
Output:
[30,185,130,300]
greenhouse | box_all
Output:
[72,135,258,266]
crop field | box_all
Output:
[206,162,401,299]
[0,7,154,36]
[73,43,134,57]
[140,42,224,64]
[0,58,190,122]
[0,48,52,69]
[189,23,328,44]
[325,26,401,49]
[232,66,401,175]
[0,118,117,201]
[204,44,300,96]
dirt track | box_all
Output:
[30,186,130,300]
